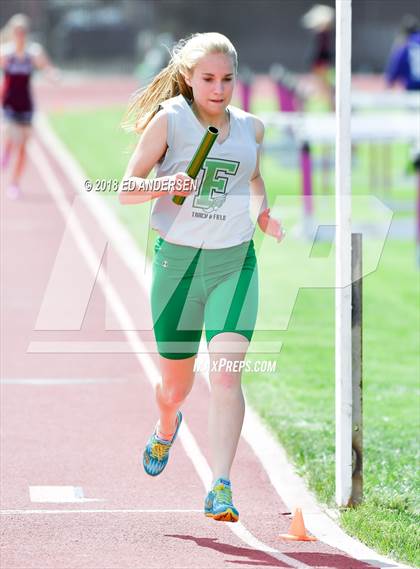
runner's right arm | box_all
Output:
[118,111,192,205]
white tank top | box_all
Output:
[150,94,260,249]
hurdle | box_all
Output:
[260,111,420,249]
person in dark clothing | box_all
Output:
[1,14,57,199]
[386,14,420,91]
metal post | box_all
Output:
[301,142,314,216]
[240,80,251,112]
[413,150,420,267]
[300,142,315,238]
[335,0,353,507]
[351,233,363,505]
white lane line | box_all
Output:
[1,509,203,515]
[29,486,103,504]
[1,378,128,385]
[27,341,161,353]
[27,340,281,353]
[31,122,314,569]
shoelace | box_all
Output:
[214,483,232,504]
[150,437,171,461]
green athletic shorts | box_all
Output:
[151,236,259,360]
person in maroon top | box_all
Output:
[1,14,57,199]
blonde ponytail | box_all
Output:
[122,59,192,133]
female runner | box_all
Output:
[1,14,57,199]
[119,32,284,523]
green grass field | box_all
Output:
[49,104,420,567]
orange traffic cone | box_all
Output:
[279,508,317,541]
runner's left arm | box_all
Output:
[249,117,285,243]
[249,117,268,216]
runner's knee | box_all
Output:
[210,368,242,390]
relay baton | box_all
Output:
[172,126,219,205]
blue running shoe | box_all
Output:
[143,411,182,476]
[204,477,239,522]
